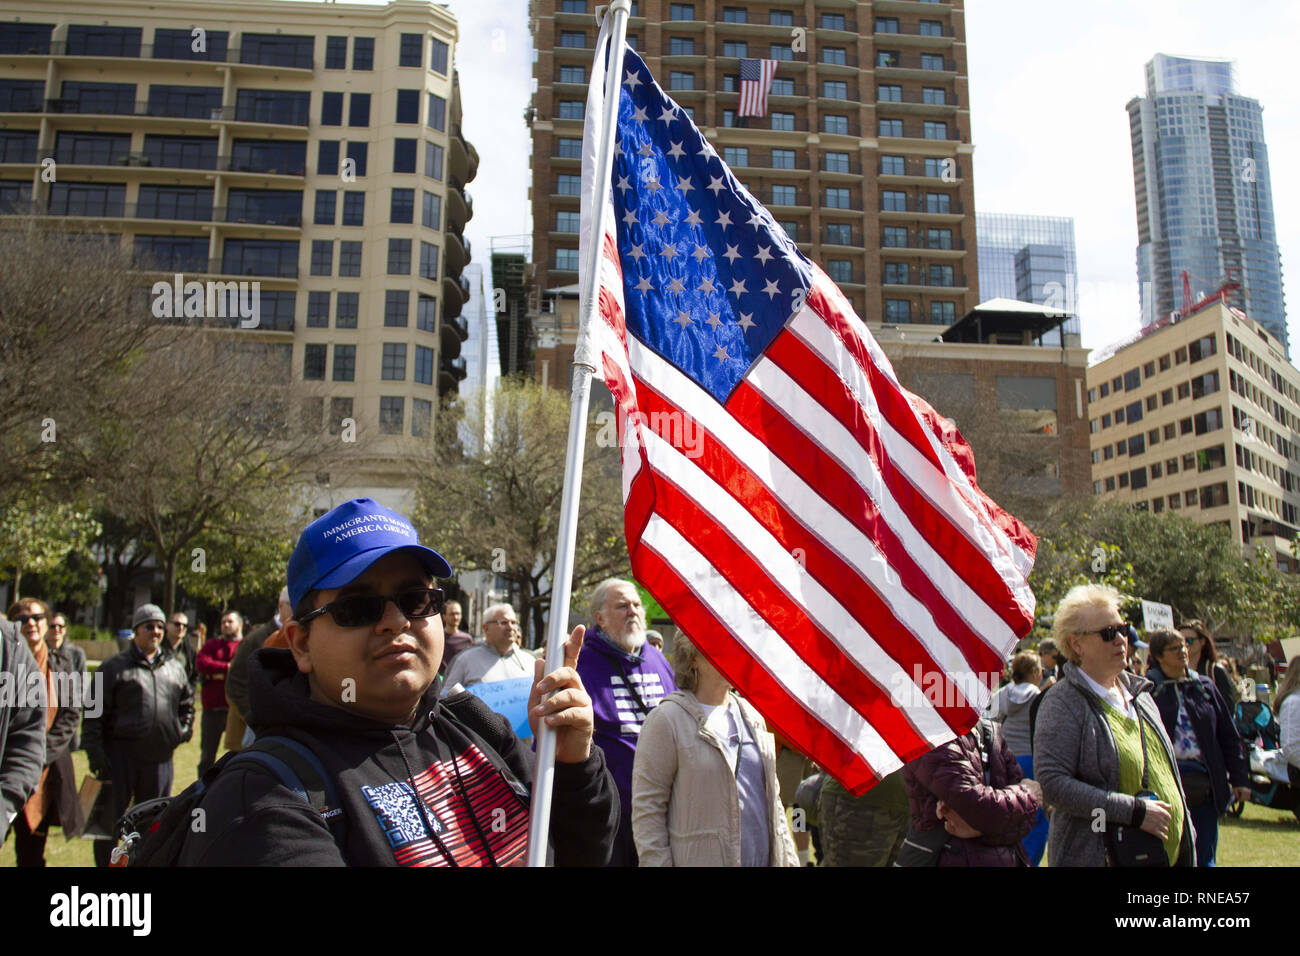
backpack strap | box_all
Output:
[228,735,349,853]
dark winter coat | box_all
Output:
[0,623,45,833]
[1147,666,1248,814]
[902,722,1040,866]
[37,642,86,834]
[83,644,195,772]
[179,648,619,866]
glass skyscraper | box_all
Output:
[976,212,1079,339]
[1127,53,1286,351]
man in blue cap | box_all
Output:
[179,498,618,865]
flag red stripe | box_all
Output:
[630,541,883,794]
[631,376,982,731]
[724,377,1008,679]
[763,331,1033,634]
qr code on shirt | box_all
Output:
[361,781,442,849]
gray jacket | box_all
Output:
[1033,663,1195,867]
[0,622,46,834]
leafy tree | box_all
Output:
[411,381,629,645]
[0,488,101,599]
[176,494,304,614]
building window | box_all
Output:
[882,190,906,212]
[881,155,905,176]
[391,188,414,223]
[318,141,339,176]
[882,226,907,248]
[336,292,359,328]
[919,20,944,37]
[423,191,442,229]
[723,7,748,23]
[560,66,585,84]
[342,191,365,226]
[826,223,852,245]
[415,346,435,386]
[338,241,362,277]
[826,260,852,283]
[396,89,420,124]
[427,93,446,130]
[669,71,695,90]
[385,290,409,327]
[923,121,948,140]
[560,31,587,48]
[426,142,444,180]
[769,148,796,170]
[1189,334,1217,362]
[824,151,850,173]
[821,13,847,29]
[420,241,439,280]
[920,53,946,71]
[382,343,407,380]
[388,238,411,274]
[723,41,747,58]
[884,300,910,322]
[930,301,956,324]
[557,137,582,158]
[723,146,749,167]
[878,84,902,102]
[417,295,437,332]
[353,36,374,70]
[770,44,794,61]
[770,185,796,205]
[670,3,695,20]
[333,344,356,381]
[556,247,581,270]
[325,36,347,69]
[394,138,418,173]
[928,264,954,287]
[771,112,795,131]
[668,36,695,55]
[303,344,326,381]
[310,240,333,276]
[399,33,423,67]
[822,48,847,66]
[344,141,368,176]
[825,187,851,209]
[559,100,585,119]
[430,39,449,75]
[307,292,330,327]
[823,115,849,135]
[347,93,371,127]
[770,9,794,26]
[922,87,947,105]
[380,397,404,434]
[412,397,432,438]
[562,0,587,10]
[328,398,353,436]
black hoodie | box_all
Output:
[178,648,618,866]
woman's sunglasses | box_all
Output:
[298,588,444,629]
[1082,624,1128,642]
[14,614,46,625]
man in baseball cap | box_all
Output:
[84,602,194,866]
[179,498,618,866]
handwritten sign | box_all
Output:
[465,676,534,740]
[1141,600,1173,633]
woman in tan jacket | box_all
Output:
[631,635,798,866]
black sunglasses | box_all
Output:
[298,588,444,629]
[1082,624,1127,642]
[14,614,46,625]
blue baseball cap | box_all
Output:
[287,498,452,610]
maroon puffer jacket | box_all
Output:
[902,725,1040,866]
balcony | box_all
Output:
[881,231,967,254]
[713,13,808,27]
[874,53,958,75]
[876,121,957,142]
[217,257,299,279]
[443,274,467,317]
[827,270,866,287]
[820,158,863,175]
[47,200,213,222]
[445,231,468,278]
[439,356,467,394]
[882,270,968,291]
[43,98,221,119]
[214,207,302,228]
[821,229,863,248]
[879,197,964,217]
[878,157,964,183]
[442,311,469,341]
[819,119,862,137]
[758,184,812,209]
[217,155,307,176]
[213,105,311,128]
[815,17,858,34]
[446,187,469,233]
[876,87,959,112]
[23,40,313,70]
[721,115,810,133]
[816,53,859,69]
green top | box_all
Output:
[1099,699,1185,864]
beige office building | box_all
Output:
[0,0,478,510]
[1087,302,1300,568]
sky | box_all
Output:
[304,0,1299,357]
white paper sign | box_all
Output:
[1141,599,1174,632]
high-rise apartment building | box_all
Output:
[976,212,1080,342]
[529,0,979,338]
[1127,53,1286,353]
[0,0,477,509]
[1087,301,1300,567]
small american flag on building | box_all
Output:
[738,58,779,118]
[578,37,1036,794]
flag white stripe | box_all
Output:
[790,307,1037,608]
[629,335,1003,699]
[642,427,961,743]
[640,514,902,776]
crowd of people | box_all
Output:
[1,498,1299,868]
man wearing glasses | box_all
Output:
[161,613,198,693]
[177,498,617,866]
[444,603,535,691]
[84,603,194,866]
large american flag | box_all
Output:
[738,58,778,118]
[578,36,1037,794]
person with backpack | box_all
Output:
[1033,584,1195,867]
[173,498,617,866]
[898,716,1041,867]
[988,650,1048,865]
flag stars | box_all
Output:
[658,107,676,125]
[643,175,663,194]
[666,141,685,160]
[722,244,742,264]
[715,210,733,228]
[631,105,649,124]
[634,275,653,293]
[697,277,718,294]
[705,312,723,329]
[755,246,773,265]
[682,209,703,227]
[624,70,643,90]
[659,242,681,261]
[707,176,726,195]
[712,344,730,362]
[736,312,756,331]
[666,276,686,294]
[691,243,711,262]
[675,176,695,195]
[729,278,747,297]
[638,142,654,158]
[748,211,766,229]
[627,243,647,261]
[762,279,781,299]
[673,311,693,328]
[622,209,638,227]
[616,175,633,194]
[652,209,672,227]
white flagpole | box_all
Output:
[526,0,631,868]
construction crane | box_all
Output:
[1180,267,1241,317]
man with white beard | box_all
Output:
[575,578,675,866]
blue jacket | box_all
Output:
[1146,666,1247,814]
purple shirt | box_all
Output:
[576,628,676,813]
[440,630,475,675]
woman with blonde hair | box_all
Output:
[631,635,797,866]
[1034,584,1195,866]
